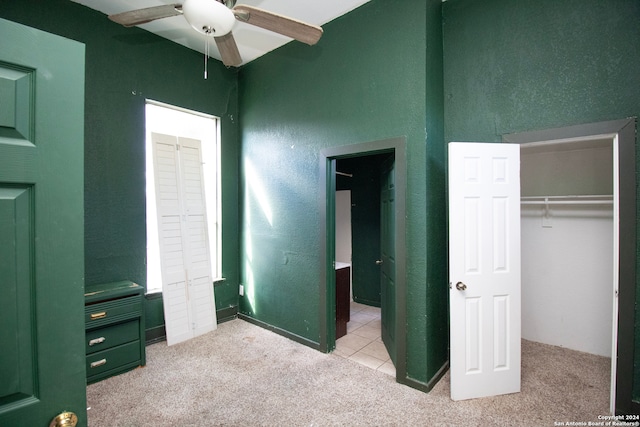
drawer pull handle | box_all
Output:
[90,311,107,320]
[88,337,106,346]
[90,358,107,368]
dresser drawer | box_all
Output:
[86,320,140,355]
[84,281,146,383]
[86,340,141,378]
[85,295,142,329]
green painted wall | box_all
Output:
[0,0,241,334]
[443,0,640,141]
[424,0,448,386]
[443,0,640,406]
[238,0,447,388]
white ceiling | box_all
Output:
[71,0,371,66]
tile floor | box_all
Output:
[334,301,396,377]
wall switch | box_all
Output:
[239,284,244,296]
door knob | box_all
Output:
[455,282,467,291]
[375,260,383,265]
[49,412,78,427]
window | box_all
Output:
[145,100,221,294]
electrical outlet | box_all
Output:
[239,284,244,296]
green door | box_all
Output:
[380,155,396,365]
[0,18,86,427]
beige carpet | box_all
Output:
[87,319,610,426]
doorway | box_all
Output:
[504,118,636,414]
[319,137,407,382]
[333,154,395,375]
[520,136,616,410]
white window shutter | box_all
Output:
[152,132,217,346]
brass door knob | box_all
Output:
[49,411,78,427]
[455,282,467,291]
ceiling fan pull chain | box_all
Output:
[204,36,209,79]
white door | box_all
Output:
[448,142,521,401]
[152,132,217,346]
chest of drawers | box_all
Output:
[84,281,146,384]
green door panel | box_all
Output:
[0,18,86,427]
[380,155,396,365]
[0,187,34,400]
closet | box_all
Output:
[520,137,615,358]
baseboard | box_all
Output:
[216,305,238,324]
[145,306,239,345]
[238,313,321,351]
[145,325,166,345]
[401,361,449,393]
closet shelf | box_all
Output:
[520,195,613,205]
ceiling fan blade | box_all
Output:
[109,4,183,27]
[215,33,243,67]
[233,5,323,45]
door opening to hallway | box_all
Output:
[332,154,395,375]
[320,136,407,382]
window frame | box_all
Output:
[144,100,221,294]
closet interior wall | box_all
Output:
[336,190,353,267]
[520,140,614,357]
[336,190,353,297]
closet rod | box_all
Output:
[520,195,613,205]
[521,200,613,205]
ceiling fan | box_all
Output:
[108,0,324,68]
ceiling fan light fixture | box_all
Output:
[182,0,235,37]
